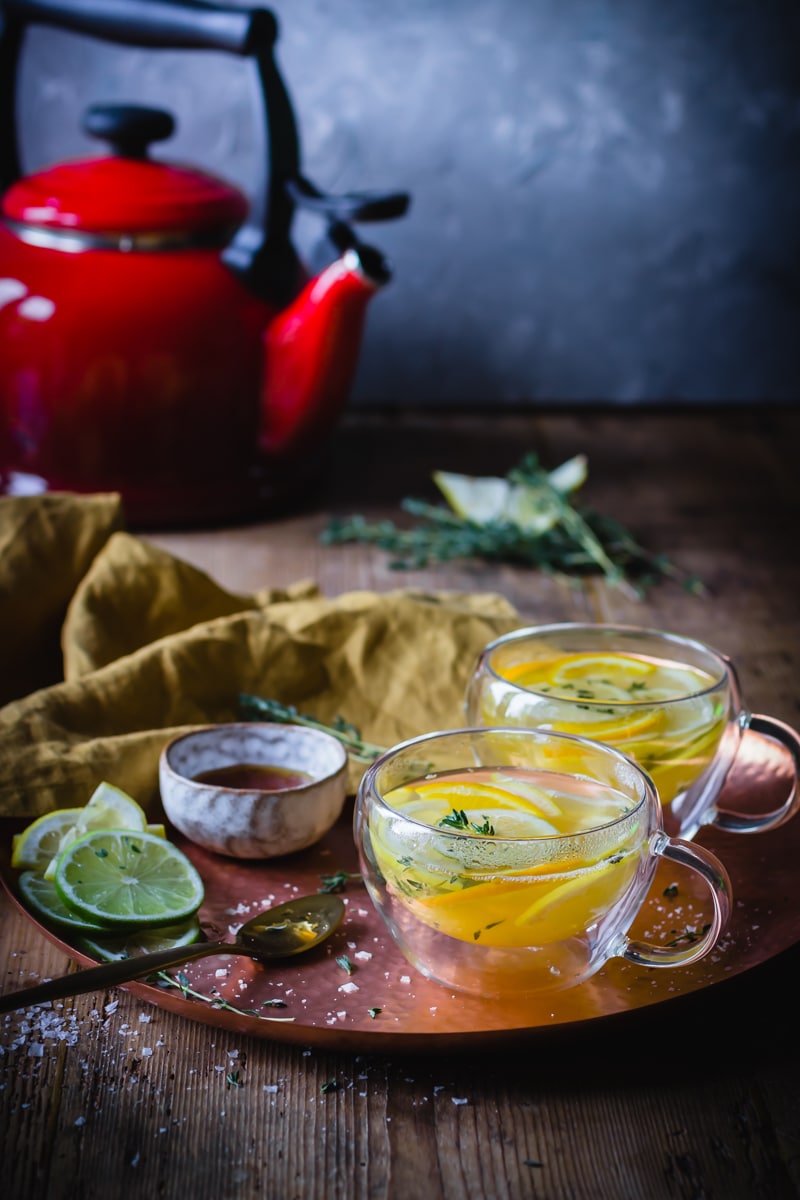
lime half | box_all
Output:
[54,829,204,928]
[76,916,203,962]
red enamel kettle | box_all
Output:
[0,0,409,526]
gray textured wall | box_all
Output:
[14,0,800,404]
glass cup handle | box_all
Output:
[622,834,732,969]
[712,714,800,834]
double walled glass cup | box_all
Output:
[354,727,731,997]
[466,624,800,841]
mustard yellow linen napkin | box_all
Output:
[0,498,520,819]
[0,493,124,706]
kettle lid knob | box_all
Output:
[83,104,176,160]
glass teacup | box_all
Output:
[354,727,731,997]
[465,623,800,841]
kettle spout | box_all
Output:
[260,243,390,458]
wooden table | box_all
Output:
[2,408,799,1200]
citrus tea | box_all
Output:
[374,764,642,952]
[466,625,800,840]
[477,649,727,808]
[355,728,731,996]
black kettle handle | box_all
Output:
[0,0,277,56]
[0,0,408,305]
[0,1,285,188]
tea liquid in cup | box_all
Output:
[354,727,731,997]
[465,624,800,840]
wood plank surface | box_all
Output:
[2,408,799,1200]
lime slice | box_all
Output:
[18,870,112,932]
[44,781,149,880]
[11,808,85,871]
[76,915,202,962]
[54,829,205,928]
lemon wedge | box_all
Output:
[43,781,149,880]
[433,456,587,534]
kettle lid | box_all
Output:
[2,104,247,238]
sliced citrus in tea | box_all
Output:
[53,829,204,928]
[374,764,641,947]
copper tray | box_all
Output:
[2,726,798,1053]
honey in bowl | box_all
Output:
[192,763,313,791]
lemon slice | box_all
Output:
[18,870,112,932]
[514,850,638,930]
[551,653,653,687]
[659,696,724,743]
[389,777,562,822]
[76,916,203,962]
[43,781,149,880]
[11,808,85,871]
[54,829,204,928]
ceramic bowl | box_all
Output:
[158,722,349,859]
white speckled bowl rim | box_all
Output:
[160,722,348,793]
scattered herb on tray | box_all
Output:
[665,923,711,947]
[318,869,362,893]
[320,453,705,598]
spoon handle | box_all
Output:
[0,938,237,1013]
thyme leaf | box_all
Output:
[438,808,469,831]
[666,923,711,947]
[319,869,362,894]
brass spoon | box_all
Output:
[0,893,345,1014]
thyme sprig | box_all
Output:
[438,808,496,835]
[238,694,385,764]
[320,453,705,598]
[153,971,296,1023]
